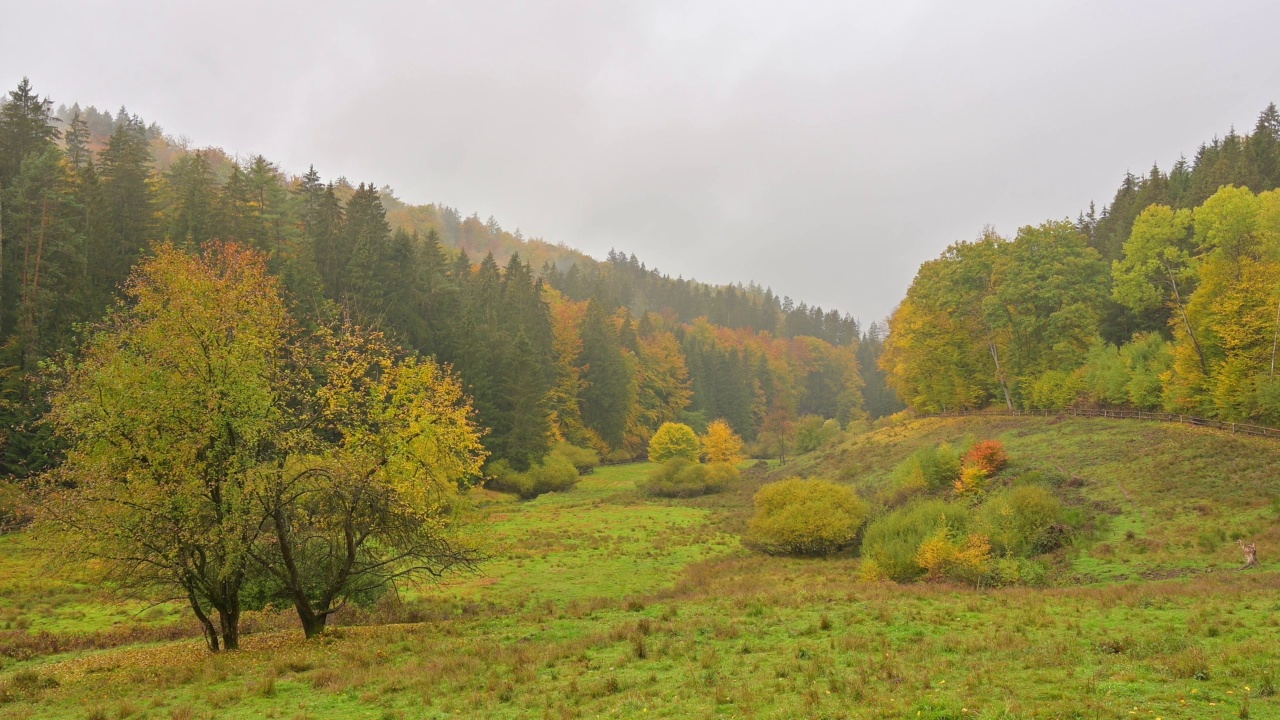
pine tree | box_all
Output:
[309,182,345,297]
[1249,103,1280,188]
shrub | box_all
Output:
[793,416,844,453]
[551,442,599,474]
[892,444,962,496]
[642,459,733,498]
[703,462,741,491]
[648,422,701,463]
[861,499,971,581]
[953,464,988,495]
[915,527,991,585]
[526,454,579,496]
[962,440,1008,476]
[977,485,1065,556]
[745,478,870,556]
[486,451,582,500]
[700,419,744,464]
[484,459,528,495]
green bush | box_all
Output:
[861,499,971,581]
[551,442,599,474]
[526,454,579,496]
[642,459,736,498]
[793,416,843,453]
[977,485,1065,556]
[648,422,701,463]
[745,478,870,556]
[486,451,582,500]
[892,443,962,496]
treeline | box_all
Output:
[0,77,880,478]
[543,250,861,347]
[884,103,1280,425]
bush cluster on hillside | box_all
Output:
[861,466,1066,586]
[745,478,869,556]
[744,437,1072,586]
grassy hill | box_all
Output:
[3,417,1280,718]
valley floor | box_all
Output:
[3,417,1280,719]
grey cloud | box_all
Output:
[4,0,1279,322]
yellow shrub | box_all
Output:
[745,478,870,556]
[858,558,887,582]
[914,525,991,585]
[953,464,989,495]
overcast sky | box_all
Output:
[4,1,1279,323]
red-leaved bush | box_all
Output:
[962,440,1008,476]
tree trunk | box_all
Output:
[218,599,241,651]
[1165,262,1208,374]
[186,587,220,653]
[1271,297,1279,378]
[988,339,1014,411]
[271,507,329,639]
[299,607,328,639]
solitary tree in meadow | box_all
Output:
[40,242,488,649]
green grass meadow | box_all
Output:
[3,417,1280,719]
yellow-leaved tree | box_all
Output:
[40,243,487,650]
[647,422,700,462]
[701,419,744,464]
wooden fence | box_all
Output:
[924,407,1280,440]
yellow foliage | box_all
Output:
[915,524,991,584]
[858,558,887,583]
[701,419,744,464]
[647,422,700,463]
[953,464,988,495]
[746,477,869,556]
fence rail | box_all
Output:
[923,407,1280,440]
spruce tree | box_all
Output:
[342,183,392,314]
[164,150,217,249]
[578,298,635,448]
[90,111,154,299]
[494,330,552,470]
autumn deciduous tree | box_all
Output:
[251,325,487,639]
[42,243,290,651]
[647,422,700,462]
[700,419,744,464]
[41,243,488,649]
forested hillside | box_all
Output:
[884,103,1280,424]
[0,78,880,479]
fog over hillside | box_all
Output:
[4,1,1279,321]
